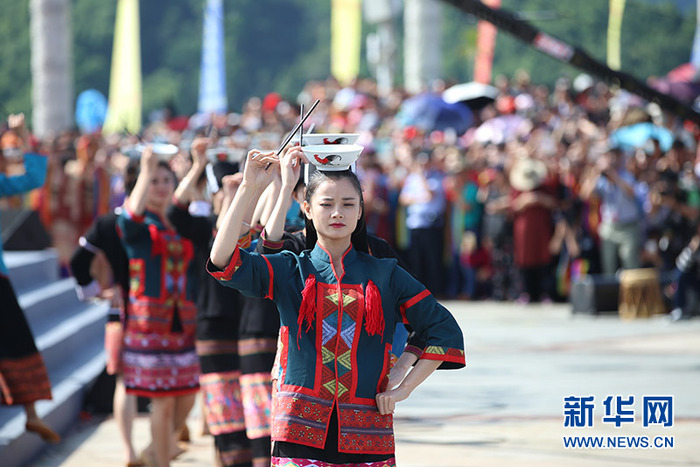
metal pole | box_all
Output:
[30,0,74,138]
[404,0,443,94]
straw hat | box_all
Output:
[509,158,547,192]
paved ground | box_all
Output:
[28,301,700,466]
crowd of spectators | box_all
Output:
[2,71,700,317]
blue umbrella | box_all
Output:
[609,122,674,152]
[75,89,108,134]
[398,93,473,135]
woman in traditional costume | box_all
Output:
[209,147,465,467]
[0,114,60,443]
[167,138,256,467]
[117,146,200,467]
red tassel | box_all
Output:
[364,280,385,337]
[297,274,317,347]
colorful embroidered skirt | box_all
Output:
[197,341,246,429]
[0,275,52,405]
[122,329,200,397]
[197,312,254,466]
[271,408,395,466]
[239,337,276,437]
[200,368,252,466]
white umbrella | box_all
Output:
[442,82,499,107]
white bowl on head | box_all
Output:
[292,133,360,146]
[151,143,180,159]
[301,144,363,171]
[122,142,180,160]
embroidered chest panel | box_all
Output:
[318,283,363,403]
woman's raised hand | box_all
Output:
[221,173,244,199]
[242,149,278,188]
[7,113,28,149]
[190,137,210,167]
[140,145,158,171]
[280,144,308,189]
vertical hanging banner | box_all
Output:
[103,0,142,135]
[198,0,228,115]
[607,0,626,71]
[691,0,700,71]
[474,0,501,84]
[331,0,362,85]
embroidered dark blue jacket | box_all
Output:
[208,242,465,454]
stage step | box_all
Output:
[0,250,107,467]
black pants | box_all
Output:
[520,264,552,302]
[408,226,445,296]
[675,268,700,317]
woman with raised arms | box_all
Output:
[208,146,465,467]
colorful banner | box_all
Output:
[103,0,142,135]
[198,0,228,115]
[331,0,362,85]
[607,0,626,71]
[474,0,501,84]
[692,0,700,70]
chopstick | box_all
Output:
[299,103,304,148]
[276,99,319,156]
[264,99,320,170]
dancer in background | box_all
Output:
[209,148,465,467]
[0,114,60,443]
[117,146,200,467]
[167,137,254,466]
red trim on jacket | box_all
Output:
[209,247,242,282]
[260,230,285,251]
[124,206,145,224]
[262,255,274,300]
[400,289,431,323]
[421,347,466,366]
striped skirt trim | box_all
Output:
[197,339,239,357]
[238,337,277,357]
[0,352,52,405]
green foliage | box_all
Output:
[73,0,116,106]
[0,0,31,117]
[1,0,331,125]
[441,0,696,86]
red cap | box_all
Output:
[262,92,282,113]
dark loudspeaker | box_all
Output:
[570,274,620,314]
[0,209,51,251]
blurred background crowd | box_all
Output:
[3,71,699,311]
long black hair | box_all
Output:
[304,169,369,254]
